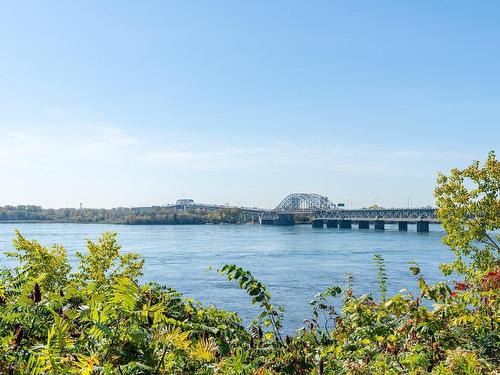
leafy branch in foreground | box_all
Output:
[374,253,388,302]
[307,285,341,336]
[218,264,284,344]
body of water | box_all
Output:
[0,223,453,332]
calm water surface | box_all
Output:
[0,223,452,332]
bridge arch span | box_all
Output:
[274,193,334,213]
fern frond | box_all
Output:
[190,338,217,362]
[110,277,140,312]
[74,353,100,375]
[45,315,74,361]
[25,353,49,375]
[157,326,191,350]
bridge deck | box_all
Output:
[313,208,438,222]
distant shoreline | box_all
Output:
[0,206,252,225]
[0,220,209,225]
[0,221,316,225]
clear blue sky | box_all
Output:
[0,1,498,208]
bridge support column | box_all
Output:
[339,220,352,229]
[312,219,324,228]
[374,220,385,230]
[326,219,338,228]
[274,214,295,226]
[417,221,429,232]
[358,221,369,229]
[398,221,408,231]
[260,214,275,225]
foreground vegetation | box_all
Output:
[0,153,498,374]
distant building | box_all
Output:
[175,199,194,206]
[175,199,194,210]
[174,199,195,211]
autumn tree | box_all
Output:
[434,151,500,278]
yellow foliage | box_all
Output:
[75,353,100,375]
[159,326,191,351]
[190,338,217,362]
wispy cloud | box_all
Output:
[2,124,472,178]
[142,146,359,173]
[140,147,286,171]
[387,150,476,161]
[139,143,478,178]
[78,126,138,157]
[0,125,138,169]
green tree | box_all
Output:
[75,232,144,286]
[5,229,70,291]
[434,151,500,278]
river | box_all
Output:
[0,223,453,332]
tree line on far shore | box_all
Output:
[0,206,315,225]
[0,206,251,225]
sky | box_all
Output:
[0,1,498,209]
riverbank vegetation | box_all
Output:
[0,206,314,226]
[0,153,498,374]
[0,206,247,225]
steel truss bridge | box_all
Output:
[260,193,438,231]
[170,193,438,231]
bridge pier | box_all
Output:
[274,214,295,226]
[398,221,408,231]
[339,219,352,229]
[312,219,324,228]
[374,220,385,230]
[326,219,338,228]
[358,221,369,229]
[417,221,429,232]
